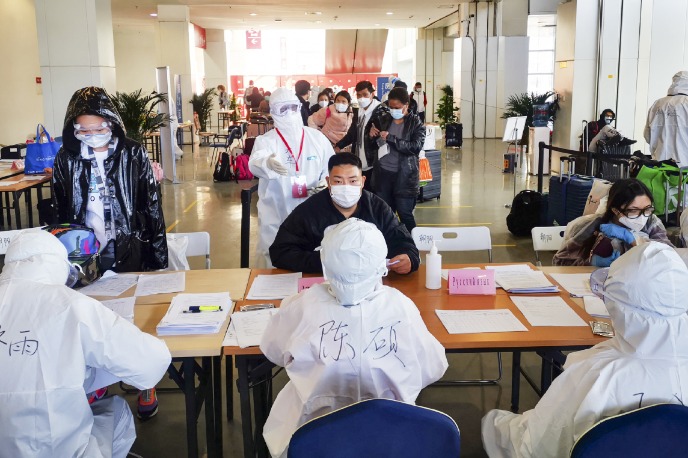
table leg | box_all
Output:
[26,187,33,227]
[540,352,552,395]
[212,356,223,456]
[511,352,521,413]
[5,192,12,228]
[203,357,216,458]
[13,191,21,229]
[236,356,255,458]
[253,375,269,458]
[183,358,199,458]
[226,355,234,421]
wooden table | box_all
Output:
[225,264,606,458]
[177,122,195,154]
[90,268,251,458]
[0,173,51,229]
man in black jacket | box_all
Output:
[366,87,426,232]
[269,153,420,274]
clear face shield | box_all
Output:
[590,268,610,300]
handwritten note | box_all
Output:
[510,296,588,327]
[134,272,186,296]
[435,309,528,334]
[100,297,135,323]
[448,269,496,295]
[230,308,279,348]
[79,273,138,297]
[298,277,325,292]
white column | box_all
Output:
[204,29,230,129]
[34,0,116,135]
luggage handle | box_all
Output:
[559,156,575,182]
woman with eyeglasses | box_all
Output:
[554,178,673,266]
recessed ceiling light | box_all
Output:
[315,20,322,24]
[315,11,322,15]
[386,11,393,15]
[374,23,380,26]
[249,12,257,16]
[149,13,157,17]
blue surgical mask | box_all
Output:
[390,108,404,120]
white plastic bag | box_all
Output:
[166,234,190,270]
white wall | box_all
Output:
[114,23,159,93]
[0,0,44,144]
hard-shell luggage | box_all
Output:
[418,149,441,201]
[445,123,462,148]
[548,157,594,226]
[595,140,631,182]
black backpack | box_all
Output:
[213,151,234,182]
[506,190,548,236]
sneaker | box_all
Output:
[137,388,159,421]
[87,387,108,405]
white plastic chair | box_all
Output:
[411,226,492,262]
[531,226,566,267]
[170,231,211,269]
[411,226,498,386]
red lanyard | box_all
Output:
[275,128,305,172]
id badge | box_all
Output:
[291,175,308,198]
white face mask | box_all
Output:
[319,100,329,108]
[335,103,348,113]
[330,184,362,209]
[76,132,112,148]
[604,116,614,125]
[358,97,371,108]
[619,214,649,232]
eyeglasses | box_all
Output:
[272,103,301,116]
[621,205,655,219]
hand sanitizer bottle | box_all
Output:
[425,241,442,290]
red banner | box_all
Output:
[246,29,261,50]
[193,24,206,49]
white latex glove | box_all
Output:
[267,153,288,176]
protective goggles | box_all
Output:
[73,121,112,136]
[271,103,301,116]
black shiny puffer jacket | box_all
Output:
[364,104,426,197]
[52,87,168,272]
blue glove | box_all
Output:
[591,251,620,267]
[599,223,635,245]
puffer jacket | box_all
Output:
[364,104,426,197]
[52,86,168,272]
[307,106,353,145]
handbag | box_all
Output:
[25,124,61,175]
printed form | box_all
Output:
[79,273,139,297]
[436,309,528,334]
[230,308,279,348]
[135,272,186,296]
[246,272,302,300]
[510,296,588,326]
[549,273,595,297]
[100,297,136,323]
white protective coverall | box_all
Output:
[644,70,688,164]
[260,219,448,458]
[0,231,171,458]
[481,241,688,458]
[248,87,334,268]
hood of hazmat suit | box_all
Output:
[248,87,335,268]
[482,242,688,458]
[0,231,171,458]
[259,219,448,458]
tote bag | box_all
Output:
[25,124,61,174]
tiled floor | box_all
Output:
[124,134,553,457]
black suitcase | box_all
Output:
[418,149,441,201]
[1,143,26,159]
[548,157,594,226]
[445,123,462,148]
[595,140,631,182]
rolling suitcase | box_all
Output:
[595,140,631,182]
[548,157,594,226]
[418,149,441,201]
[445,123,462,148]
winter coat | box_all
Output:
[307,106,354,145]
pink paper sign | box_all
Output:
[298,277,325,292]
[448,269,496,295]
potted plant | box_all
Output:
[111,89,170,143]
[435,85,461,147]
[228,93,241,123]
[501,91,556,145]
[190,88,216,133]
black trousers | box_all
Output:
[418,111,425,124]
[374,168,417,233]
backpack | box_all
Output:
[213,151,234,182]
[506,190,547,236]
[43,224,102,286]
[235,154,253,180]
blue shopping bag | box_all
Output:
[25,124,61,174]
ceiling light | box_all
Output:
[315,20,322,24]
[149,13,157,17]
[374,23,380,26]
[386,11,393,15]
[315,11,322,15]
[249,12,257,16]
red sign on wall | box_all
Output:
[194,24,206,49]
[246,29,261,50]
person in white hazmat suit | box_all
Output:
[644,70,688,165]
[0,231,171,458]
[481,241,688,458]
[248,87,334,268]
[260,218,448,458]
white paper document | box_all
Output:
[485,264,533,273]
[246,272,302,300]
[156,292,232,336]
[79,273,138,297]
[230,308,279,348]
[549,273,595,297]
[100,297,135,323]
[510,296,588,327]
[435,309,528,334]
[494,270,559,293]
[584,296,610,318]
[21,175,45,181]
[222,321,239,347]
[135,272,186,296]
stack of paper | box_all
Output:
[230,309,279,348]
[584,296,610,318]
[156,292,232,336]
[436,309,528,334]
[510,296,588,327]
[246,273,302,300]
[101,297,135,323]
[494,270,559,293]
[549,273,595,297]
